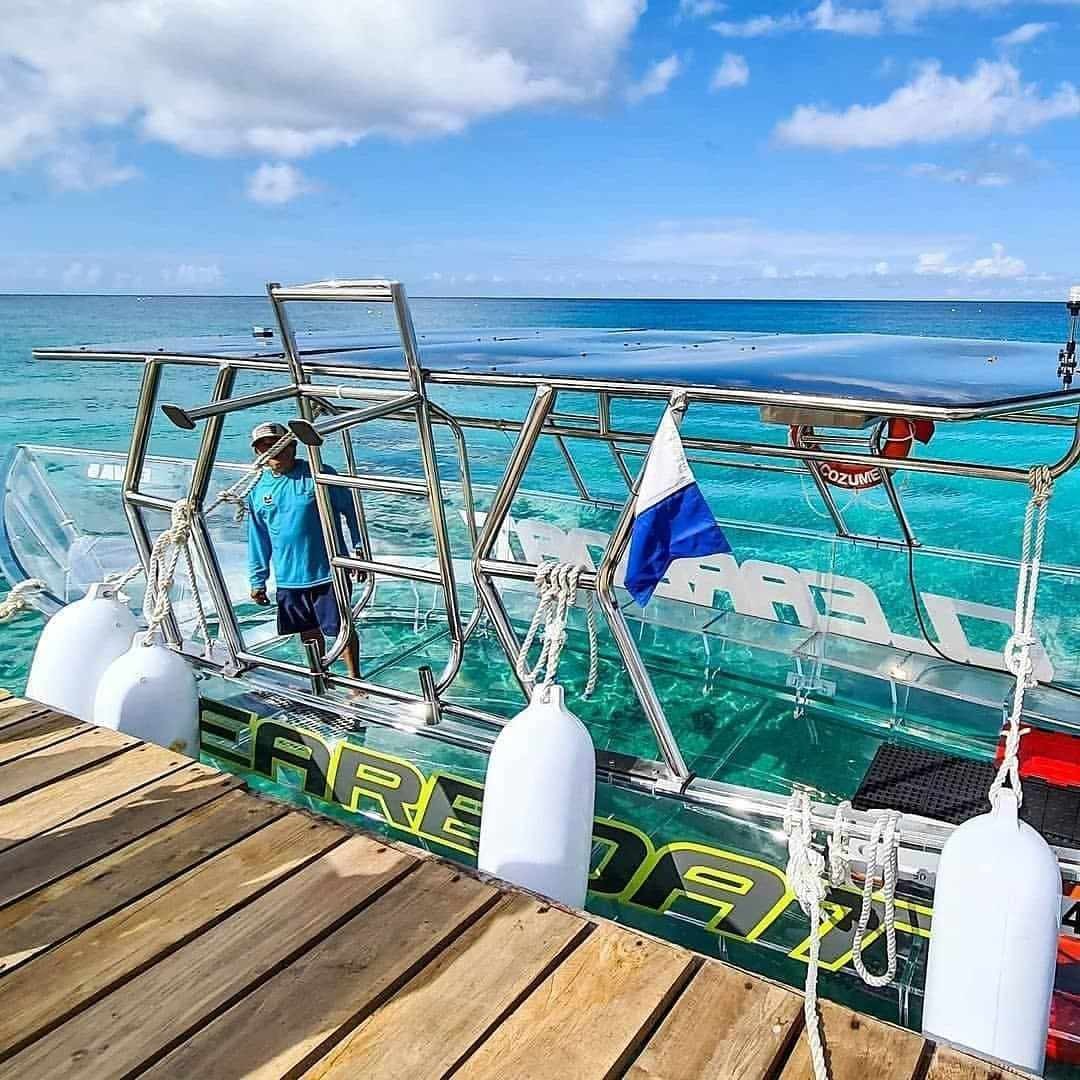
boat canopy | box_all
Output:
[35,327,1079,419]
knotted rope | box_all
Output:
[516,561,599,698]
[0,579,46,622]
[109,431,297,646]
[784,789,830,1080]
[786,794,904,1080]
[991,464,1054,809]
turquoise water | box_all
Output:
[1,292,1073,696]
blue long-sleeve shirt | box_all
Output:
[247,460,361,590]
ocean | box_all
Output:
[0,292,1073,700]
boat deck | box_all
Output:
[0,691,1026,1080]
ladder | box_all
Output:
[266,279,469,708]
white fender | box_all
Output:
[922,788,1061,1074]
[93,634,199,757]
[26,584,138,721]
[477,684,595,908]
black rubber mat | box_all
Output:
[853,742,1080,847]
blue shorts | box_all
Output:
[276,582,341,639]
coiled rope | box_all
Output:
[516,561,599,698]
[991,464,1054,809]
[848,808,901,987]
[786,793,903,1080]
[0,579,46,622]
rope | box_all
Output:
[828,799,852,887]
[143,500,212,650]
[104,432,297,646]
[784,789,830,1080]
[850,810,901,987]
[990,464,1054,809]
[516,560,598,698]
[0,579,46,622]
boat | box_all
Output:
[8,279,1080,1074]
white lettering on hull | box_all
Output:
[478,512,1054,680]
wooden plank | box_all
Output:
[453,922,697,1080]
[305,892,590,1080]
[0,742,189,853]
[0,764,242,908]
[0,711,89,766]
[3,833,417,1078]
[0,725,138,804]
[0,788,283,974]
[0,700,53,730]
[625,962,804,1080]
[923,1045,1029,1079]
[0,810,343,1058]
[778,999,927,1080]
[145,860,497,1080]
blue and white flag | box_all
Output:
[624,407,731,607]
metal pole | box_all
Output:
[472,384,557,696]
[392,283,465,693]
[184,363,245,666]
[555,434,592,502]
[266,283,355,671]
[303,639,328,696]
[288,393,421,445]
[160,383,297,430]
[595,392,692,783]
[121,359,183,646]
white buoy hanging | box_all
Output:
[922,466,1061,1075]
[25,583,138,721]
[92,497,208,757]
[477,562,598,908]
[93,632,199,756]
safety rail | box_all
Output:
[31,281,1080,879]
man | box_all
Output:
[247,421,362,681]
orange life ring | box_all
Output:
[789,418,935,491]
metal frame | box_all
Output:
[31,284,1080,887]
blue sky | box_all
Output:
[2,0,1078,298]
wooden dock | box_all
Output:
[0,692,1026,1079]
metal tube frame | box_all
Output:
[36,292,1080,885]
[121,359,183,646]
[471,384,557,698]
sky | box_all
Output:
[1,0,1079,299]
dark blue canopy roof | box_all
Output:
[35,327,1076,415]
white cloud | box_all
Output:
[627,54,682,103]
[678,0,725,17]
[908,161,1008,185]
[712,13,801,36]
[164,264,224,288]
[712,1,880,37]
[915,242,1026,278]
[808,0,883,34]
[621,218,959,267]
[246,162,318,205]
[996,22,1053,48]
[777,60,1080,149]
[60,261,103,288]
[907,142,1045,186]
[0,1,645,172]
[874,260,890,275]
[46,143,138,192]
[710,53,749,90]
[886,0,1075,28]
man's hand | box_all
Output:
[251,586,270,606]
